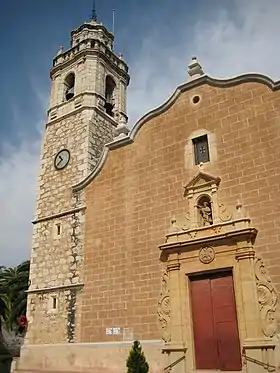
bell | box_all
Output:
[105,101,114,117]
[65,86,74,101]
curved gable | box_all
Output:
[130,73,280,141]
[73,72,280,191]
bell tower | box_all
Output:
[24,12,130,345]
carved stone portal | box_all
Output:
[255,257,278,338]
[157,270,171,342]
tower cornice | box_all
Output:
[71,22,114,42]
[46,100,119,128]
[51,43,129,83]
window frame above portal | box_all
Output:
[192,134,210,165]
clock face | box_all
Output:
[54,149,70,170]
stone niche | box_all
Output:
[157,170,278,373]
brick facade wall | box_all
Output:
[82,80,280,342]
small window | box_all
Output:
[52,297,57,309]
[192,95,200,104]
[56,224,61,236]
[193,135,210,165]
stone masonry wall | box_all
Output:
[35,109,90,218]
[26,207,85,344]
[35,107,115,219]
[29,211,85,289]
[82,80,280,343]
[26,287,84,345]
[27,105,115,345]
[17,342,164,373]
[87,111,116,173]
[26,292,68,344]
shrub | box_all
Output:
[126,340,149,373]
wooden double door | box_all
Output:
[190,270,242,371]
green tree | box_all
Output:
[0,284,6,340]
[126,340,149,373]
[0,260,30,333]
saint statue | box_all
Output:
[198,201,213,226]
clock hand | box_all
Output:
[57,155,63,165]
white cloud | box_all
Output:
[128,0,280,124]
[193,0,280,79]
[0,138,41,267]
[0,77,45,267]
[1,0,280,266]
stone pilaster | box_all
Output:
[167,260,184,347]
[236,248,262,339]
[161,258,187,373]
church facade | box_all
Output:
[16,15,280,373]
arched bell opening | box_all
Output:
[104,75,116,117]
[64,73,75,101]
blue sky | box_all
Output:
[0,0,236,151]
[1,0,280,267]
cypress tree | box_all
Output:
[126,340,149,373]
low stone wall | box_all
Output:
[15,340,164,373]
[11,358,19,372]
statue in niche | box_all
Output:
[197,197,213,226]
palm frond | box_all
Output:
[0,260,30,332]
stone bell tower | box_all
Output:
[24,11,130,345]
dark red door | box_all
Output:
[190,271,242,371]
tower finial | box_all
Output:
[187,56,204,80]
[91,0,97,22]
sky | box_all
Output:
[0,0,280,267]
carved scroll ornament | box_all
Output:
[255,258,278,338]
[157,270,171,342]
[181,212,191,231]
[169,212,191,233]
[218,203,232,222]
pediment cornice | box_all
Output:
[184,171,221,196]
[72,72,280,192]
